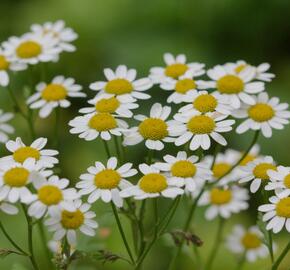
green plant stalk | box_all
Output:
[138,200,147,256]
[235,252,246,270]
[38,222,53,267]
[272,240,290,270]
[102,140,111,158]
[113,136,122,161]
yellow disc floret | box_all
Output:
[138,118,168,140]
[94,169,121,189]
[13,146,40,163]
[171,160,197,178]
[95,97,120,113]
[175,79,196,94]
[139,173,167,193]
[212,163,231,178]
[241,232,261,249]
[284,174,290,189]
[105,79,133,95]
[210,188,232,205]
[61,209,84,229]
[276,197,290,218]
[0,55,10,70]
[4,167,29,187]
[248,103,274,122]
[41,84,67,101]
[253,163,276,180]
[16,41,42,59]
[89,113,117,131]
[38,185,63,205]
[165,63,188,78]
[187,115,215,134]
[193,94,218,113]
[217,75,244,94]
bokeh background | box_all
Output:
[0,0,290,269]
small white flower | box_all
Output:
[79,93,138,118]
[154,151,212,192]
[0,200,18,215]
[123,103,176,150]
[30,20,78,52]
[199,64,265,108]
[45,199,98,245]
[172,111,235,151]
[149,52,205,83]
[239,156,276,193]
[258,193,290,233]
[120,164,184,200]
[233,92,290,138]
[226,225,270,262]
[77,157,137,207]
[266,166,290,197]
[199,186,249,220]
[0,137,58,168]
[90,65,153,100]
[0,110,14,143]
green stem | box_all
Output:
[7,85,27,119]
[272,240,290,270]
[38,222,53,267]
[102,140,111,159]
[114,136,122,161]
[138,200,146,256]
[235,252,246,270]
[54,107,60,150]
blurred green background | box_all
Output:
[0,0,290,269]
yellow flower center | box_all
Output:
[105,79,133,95]
[0,55,10,70]
[139,173,167,193]
[284,174,290,189]
[217,75,244,94]
[41,84,67,101]
[193,94,218,113]
[61,210,84,229]
[171,160,197,178]
[241,232,261,249]
[253,163,276,180]
[88,113,117,131]
[187,115,215,134]
[38,185,63,206]
[248,103,275,122]
[210,188,232,205]
[212,163,231,178]
[16,41,42,59]
[94,169,121,189]
[13,146,40,163]
[164,63,188,78]
[95,97,120,113]
[138,118,168,140]
[174,79,196,94]
[235,64,247,73]
[240,154,255,166]
[276,197,290,218]
[3,168,29,187]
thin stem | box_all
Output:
[54,107,61,150]
[111,202,135,264]
[102,140,111,158]
[235,252,246,270]
[38,222,53,267]
[138,200,146,256]
[114,136,122,161]
[272,240,290,270]
[6,85,27,119]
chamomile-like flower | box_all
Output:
[120,164,183,200]
[149,53,205,83]
[233,92,290,138]
[199,186,249,220]
[0,200,18,215]
[27,76,86,118]
[123,103,175,150]
[258,193,290,233]
[0,137,58,168]
[239,156,276,193]
[30,20,78,52]
[77,157,137,207]
[199,64,265,108]
[266,166,290,197]
[0,110,14,143]
[79,93,138,118]
[90,65,153,100]
[172,111,235,150]
[154,151,212,192]
[28,175,79,219]
[226,225,269,262]
[45,199,98,245]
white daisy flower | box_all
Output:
[0,137,58,168]
[153,151,212,192]
[233,92,290,138]
[199,186,249,220]
[0,200,18,215]
[0,110,14,143]
[199,64,265,108]
[266,166,290,197]
[123,103,175,150]
[0,158,52,203]
[69,112,128,141]
[77,157,137,207]
[239,156,276,193]
[120,164,184,200]
[45,199,98,245]
[226,225,269,262]
[149,52,205,83]
[89,65,153,100]
[79,93,138,118]
[28,174,79,219]
[27,75,86,118]
[258,193,290,233]
[3,33,60,65]
[172,111,235,151]
[30,20,78,52]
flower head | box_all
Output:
[266,166,290,197]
